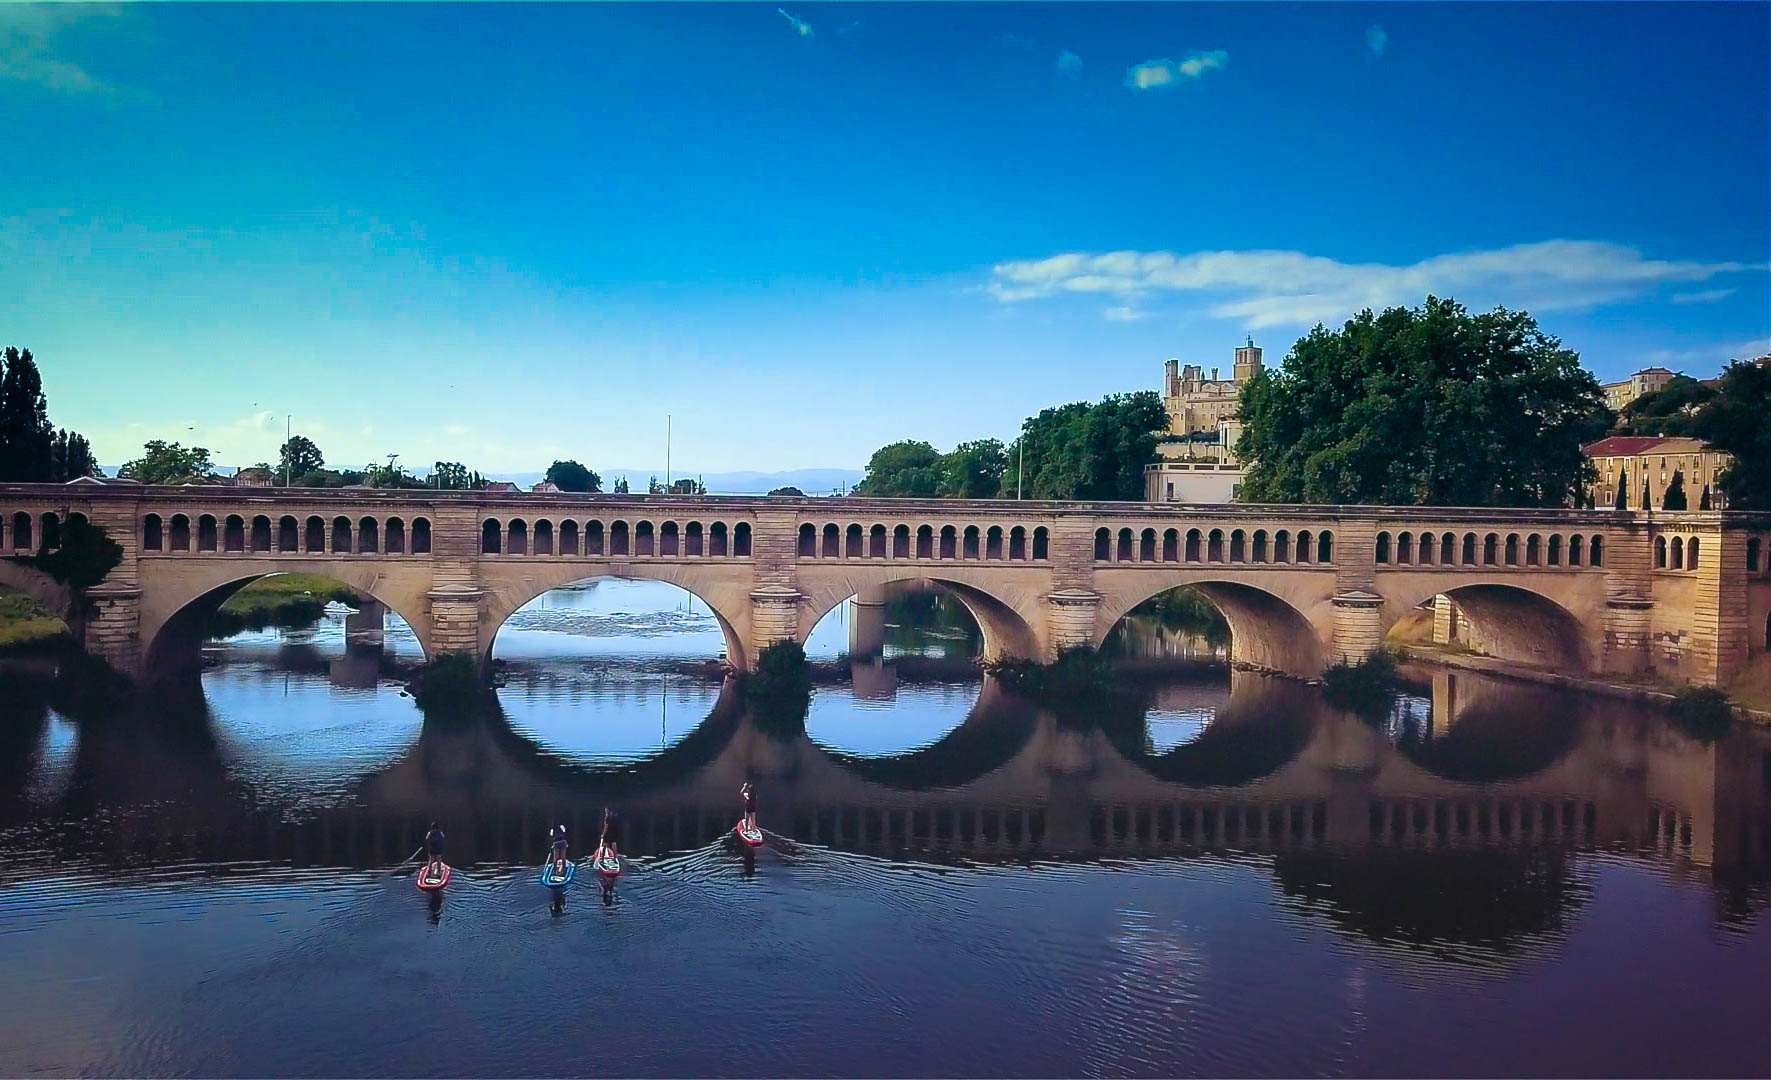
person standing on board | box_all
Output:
[424,821,445,878]
[549,823,569,874]
[597,808,621,860]
[741,782,757,832]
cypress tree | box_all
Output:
[1699,485,1712,510]
[1613,481,1627,510]
[1662,469,1687,511]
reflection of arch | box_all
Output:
[814,679,1038,789]
[1394,680,1582,782]
[142,569,430,676]
[796,572,1040,663]
[1109,674,1318,786]
[480,568,752,669]
[1095,579,1325,676]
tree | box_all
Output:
[278,435,325,482]
[545,459,601,493]
[939,439,1008,498]
[667,477,706,495]
[49,428,98,482]
[1235,297,1610,506]
[1641,478,1651,510]
[768,486,805,497]
[430,461,473,489]
[1690,358,1771,510]
[1614,481,1627,510]
[1017,393,1166,500]
[857,440,943,497]
[0,346,54,482]
[1699,485,1711,510]
[364,458,425,488]
[1611,375,1715,436]
[119,440,214,484]
[1662,469,1687,511]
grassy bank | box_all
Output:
[0,592,74,654]
[207,574,366,638]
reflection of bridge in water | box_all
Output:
[10,665,1765,901]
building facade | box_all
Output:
[1142,460,1245,503]
[1601,367,1677,411]
[1584,436,1733,509]
[1163,337,1263,436]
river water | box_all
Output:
[1,581,1768,1078]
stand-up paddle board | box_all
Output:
[593,849,621,879]
[416,863,451,891]
[734,821,764,847]
[540,859,575,888]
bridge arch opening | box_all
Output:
[1097,581,1324,677]
[486,575,746,671]
[1402,584,1590,672]
[143,571,428,678]
[799,575,1039,668]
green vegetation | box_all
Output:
[1669,685,1733,743]
[767,486,805,497]
[986,646,1116,700]
[277,434,325,481]
[408,654,491,718]
[21,516,124,593]
[745,640,812,727]
[545,459,601,493]
[1236,297,1610,506]
[1124,587,1230,649]
[0,590,73,653]
[206,574,364,638]
[1662,469,1687,510]
[119,439,215,484]
[2,346,98,482]
[429,461,483,490]
[1320,651,1401,719]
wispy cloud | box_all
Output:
[0,4,116,93]
[988,241,1764,329]
[1670,287,1736,305]
[1057,49,1083,80]
[1365,25,1388,58]
[1104,305,1152,322]
[1125,51,1228,90]
[777,8,813,39]
[1638,337,1771,371]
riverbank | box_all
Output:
[0,592,73,655]
[206,574,366,637]
[1396,642,1771,725]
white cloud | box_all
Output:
[1125,51,1227,90]
[1104,305,1152,322]
[1670,287,1736,304]
[0,5,111,92]
[777,8,813,38]
[988,241,1763,329]
[1057,49,1083,80]
[1365,24,1388,57]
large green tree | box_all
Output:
[429,461,479,489]
[939,439,1008,498]
[278,435,325,481]
[1235,297,1610,506]
[1017,392,1166,501]
[1690,358,1771,509]
[119,440,214,484]
[857,440,944,497]
[545,459,601,493]
[0,347,54,482]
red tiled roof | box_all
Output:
[1581,436,1671,457]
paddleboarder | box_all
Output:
[741,782,757,833]
[549,823,569,875]
[597,808,621,860]
[424,821,446,879]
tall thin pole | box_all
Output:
[666,414,672,492]
[283,414,291,486]
[1017,438,1024,500]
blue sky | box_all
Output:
[3,2,1766,476]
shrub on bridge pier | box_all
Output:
[408,654,495,720]
[1668,686,1733,743]
[745,641,812,731]
[1321,651,1401,720]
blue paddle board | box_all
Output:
[540,859,575,888]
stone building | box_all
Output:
[1583,435,1733,509]
[1162,337,1264,436]
[1601,367,1677,411]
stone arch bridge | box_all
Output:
[2,484,1766,686]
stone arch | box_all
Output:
[141,567,433,677]
[795,571,1041,665]
[480,567,751,670]
[1392,581,1592,672]
[1092,578,1326,676]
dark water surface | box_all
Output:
[2,583,1769,1078]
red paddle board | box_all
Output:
[416,863,451,891]
[593,848,621,878]
[734,821,763,847]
